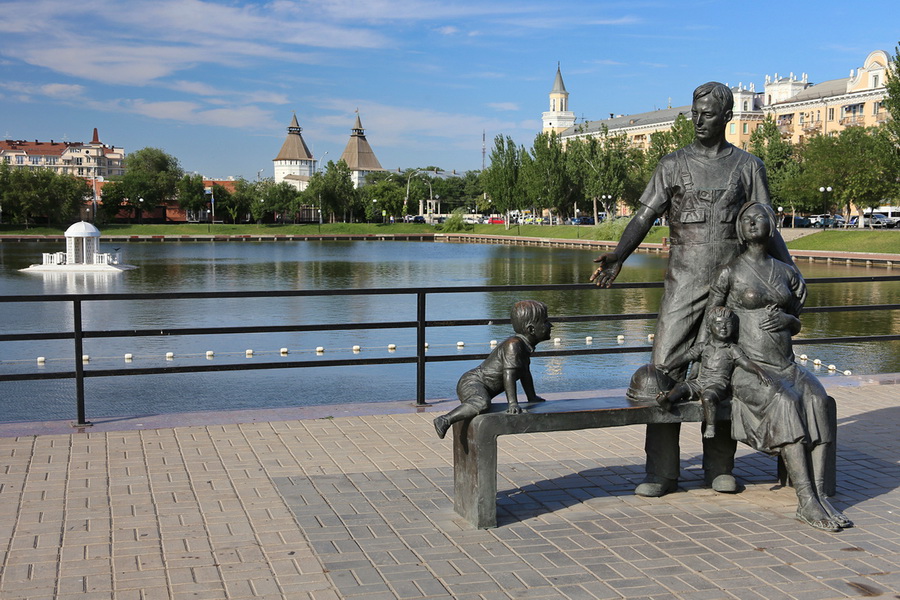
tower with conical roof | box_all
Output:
[542,64,576,134]
[273,113,316,190]
[338,113,384,188]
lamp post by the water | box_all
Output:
[600,194,613,220]
[819,186,833,215]
[138,198,144,225]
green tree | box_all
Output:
[219,178,254,224]
[481,135,522,219]
[748,115,802,215]
[882,42,900,147]
[522,132,574,221]
[116,148,183,215]
[361,172,404,222]
[176,173,208,219]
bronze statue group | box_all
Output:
[436,82,849,533]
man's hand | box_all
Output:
[506,402,522,415]
[590,252,621,288]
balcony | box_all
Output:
[802,121,822,133]
[840,115,865,127]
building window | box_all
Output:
[75,158,83,165]
[873,74,879,88]
[729,123,735,134]
[742,101,748,111]
[828,108,835,121]
[48,157,56,165]
[742,123,748,134]
[30,156,40,165]
[16,155,24,164]
[874,101,880,115]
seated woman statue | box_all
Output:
[707,201,850,532]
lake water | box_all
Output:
[0,240,897,423]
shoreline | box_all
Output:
[3,231,898,267]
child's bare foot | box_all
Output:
[703,424,716,439]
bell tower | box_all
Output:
[542,64,576,134]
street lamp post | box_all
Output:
[777,206,784,229]
[404,169,423,216]
[600,194,613,221]
[819,186,833,215]
[138,198,144,225]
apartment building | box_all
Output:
[0,128,124,179]
[553,49,890,150]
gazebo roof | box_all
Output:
[65,221,101,238]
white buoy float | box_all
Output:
[585,336,593,344]
[388,344,397,350]
[799,354,808,361]
[82,355,90,362]
[843,370,852,376]
[553,337,561,345]
[813,358,822,365]
[166,352,175,360]
[648,333,655,341]
[827,364,836,371]
[315,346,324,353]
[245,349,254,357]
[206,351,215,358]
[124,354,133,362]
[457,341,465,347]
[352,345,361,352]
[37,356,45,364]
[617,335,625,344]
[490,340,498,347]
[280,348,289,355]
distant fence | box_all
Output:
[1,276,899,426]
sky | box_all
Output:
[1,0,897,180]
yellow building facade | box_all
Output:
[554,50,891,150]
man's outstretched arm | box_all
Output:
[590,205,658,287]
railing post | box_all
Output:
[72,300,91,427]
[416,291,427,405]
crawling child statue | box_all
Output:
[433,300,552,439]
[655,306,773,438]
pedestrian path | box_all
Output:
[0,376,897,599]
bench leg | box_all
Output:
[452,420,498,528]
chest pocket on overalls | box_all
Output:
[680,189,712,224]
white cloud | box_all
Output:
[121,99,279,129]
[487,102,519,111]
[437,26,459,35]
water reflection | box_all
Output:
[0,240,897,423]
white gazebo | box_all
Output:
[65,221,102,265]
[21,221,136,272]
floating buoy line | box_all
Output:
[10,335,853,376]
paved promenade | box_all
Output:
[0,376,898,599]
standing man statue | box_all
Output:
[590,81,799,497]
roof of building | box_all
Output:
[770,77,850,105]
[273,114,314,162]
[551,66,567,94]
[339,115,384,171]
[65,221,101,238]
[567,104,692,137]
[0,129,121,157]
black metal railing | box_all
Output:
[1,276,898,426]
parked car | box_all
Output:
[819,215,846,228]
[782,215,810,228]
[488,217,505,224]
[849,214,893,228]
[570,217,595,225]
[412,215,426,224]
[808,214,830,227]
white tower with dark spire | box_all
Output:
[273,113,315,191]
[339,113,384,188]
[542,64,576,134]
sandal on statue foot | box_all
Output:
[795,510,841,532]
[821,499,853,528]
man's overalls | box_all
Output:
[644,146,752,484]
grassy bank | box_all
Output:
[1,222,897,253]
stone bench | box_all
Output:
[451,395,836,528]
